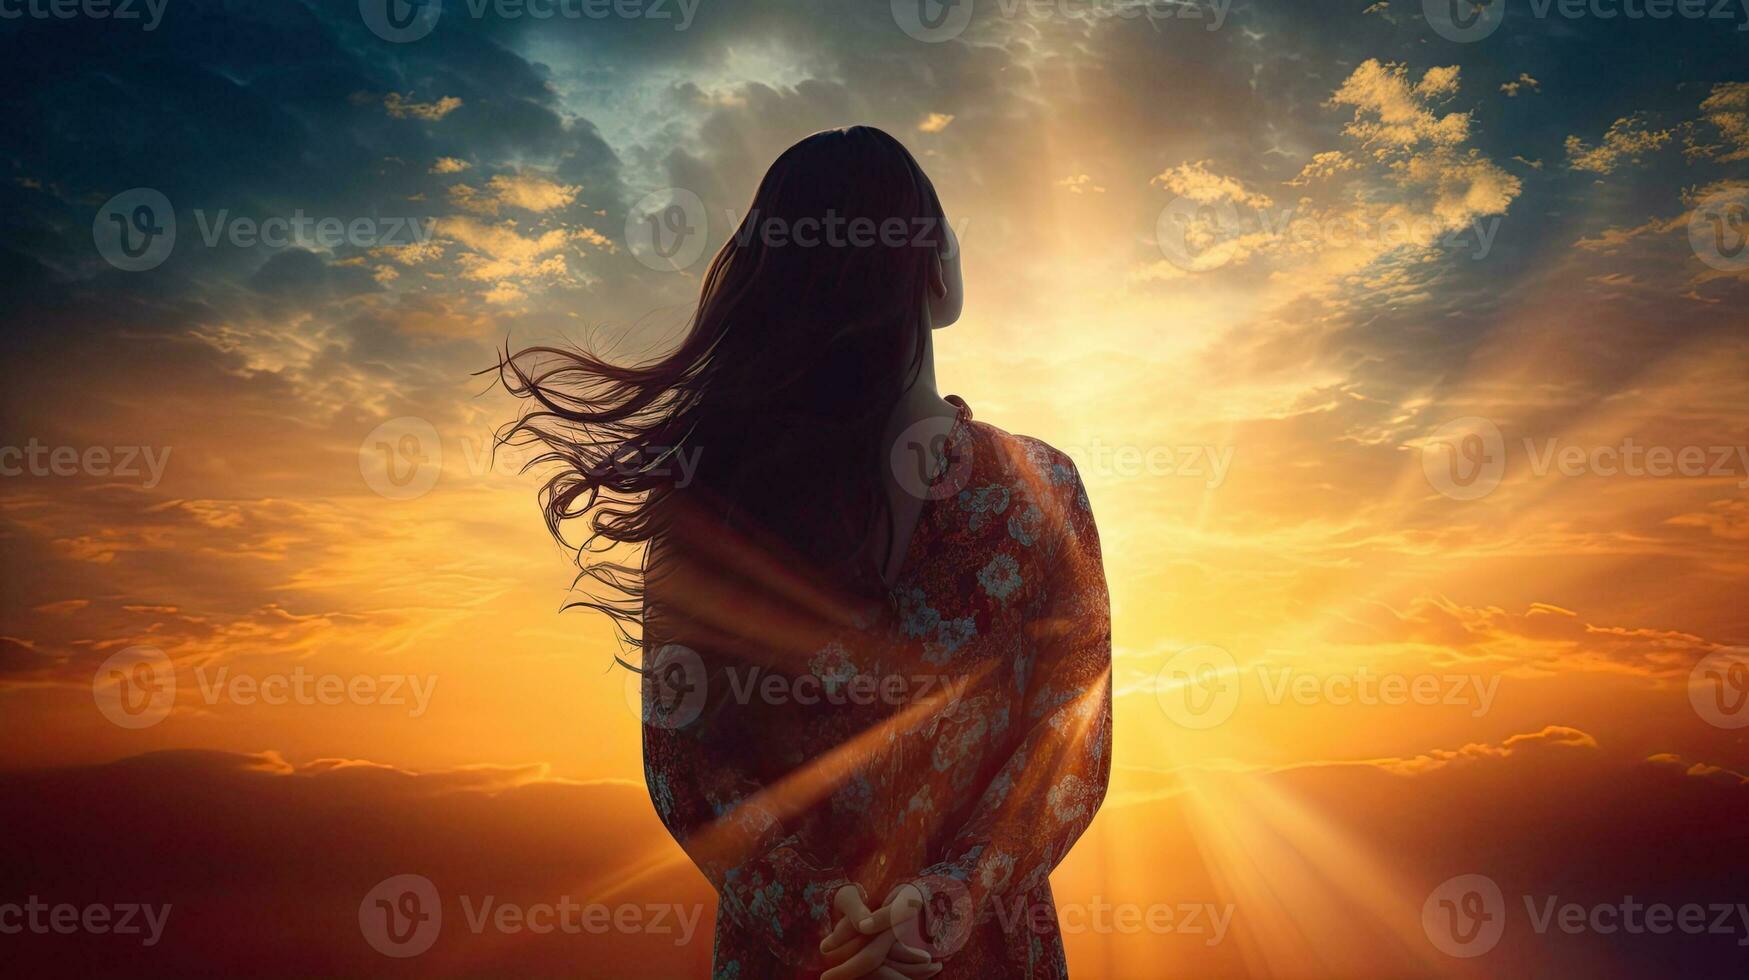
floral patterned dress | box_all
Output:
[642,397,1112,978]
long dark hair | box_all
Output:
[496,126,951,657]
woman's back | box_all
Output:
[642,399,1112,978]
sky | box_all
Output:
[2,0,1748,975]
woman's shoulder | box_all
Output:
[957,412,1090,511]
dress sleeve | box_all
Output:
[643,656,855,970]
[915,456,1113,932]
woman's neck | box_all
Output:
[890,328,955,432]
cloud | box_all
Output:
[1570,177,1749,293]
[1359,724,1598,775]
[1564,115,1673,173]
[1329,60,1471,151]
[1134,60,1518,287]
[0,636,60,674]
[1687,81,1749,162]
[380,92,464,121]
[1667,499,1749,539]
[1093,728,1749,976]
[1287,150,1358,186]
[1648,752,1749,785]
[1150,160,1274,209]
[0,750,710,976]
[437,217,589,303]
[1335,594,1724,677]
[1055,174,1105,194]
[371,241,446,266]
[430,157,472,174]
[1500,73,1540,98]
[449,172,583,216]
[918,112,955,133]
[1317,61,1519,238]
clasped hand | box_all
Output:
[818,882,943,980]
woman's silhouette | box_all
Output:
[499,126,1111,979]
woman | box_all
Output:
[499,126,1111,979]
